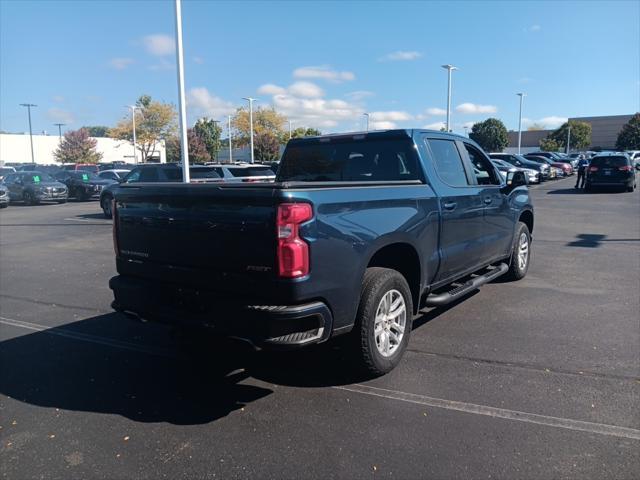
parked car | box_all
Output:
[490,158,539,184]
[15,164,62,175]
[523,155,560,179]
[585,154,637,192]
[54,170,113,201]
[2,171,68,205]
[109,129,534,376]
[489,153,549,181]
[0,166,16,181]
[204,163,276,183]
[0,184,9,208]
[98,169,131,182]
[99,161,130,171]
[62,163,100,174]
[99,164,223,218]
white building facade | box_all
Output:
[0,133,166,165]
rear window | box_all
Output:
[227,167,274,177]
[278,137,421,182]
[77,165,99,172]
[590,156,628,167]
[191,167,222,179]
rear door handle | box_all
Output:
[484,196,493,205]
[443,201,457,211]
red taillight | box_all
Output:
[588,166,598,172]
[618,165,632,172]
[277,203,312,278]
[112,199,119,258]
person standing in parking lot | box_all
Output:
[575,158,588,189]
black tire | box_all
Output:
[76,189,87,201]
[101,194,113,218]
[0,204,7,209]
[584,183,592,193]
[627,185,634,192]
[505,222,531,281]
[23,191,38,205]
[350,267,413,376]
[57,199,67,204]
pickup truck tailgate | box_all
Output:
[114,184,278,285]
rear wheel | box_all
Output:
[350,267,413,376]
[505,222,531,281]
[23,191,38,205]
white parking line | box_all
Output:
[335,384,640,441]
[2,315,639,440]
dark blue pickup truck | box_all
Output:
[110,130,534,375]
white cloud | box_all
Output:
[345,90,374,101]
[527,24,541,32]
[109,57,134,70]
[288,81,324,98]
[426,107,447,115]
[258,83,287,95]
[193,56,204,65]
[271,94,362,129]
[187,87,236,118]
[424,121,446,130]
[371,121,397,130]
[370,111,413,122]
[518,77,533,84]
[46,108,75,124]
[293,65,355,83]
[379,51,422,62]
[523,116,567,129]
[52,95,64,103]
[142,34,175,56]
[456,103,498,114]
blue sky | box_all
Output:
[1,0,638,136]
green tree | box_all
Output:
[82,126,110,137]
[469,118,509,152]
[545,121,591,151]
[193,118,222,161]
[109,95,177,162]
[254,132,280,162]
[165,129,211,164]
[231,107,288,146]
[53,128,103,164]
[290,127,322,139]
[539,138,561,152]
[615,113,640,150]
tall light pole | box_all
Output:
[54,123,66,141]
[441,65,458,132]
[463,125,469,137]
[174,0,190,182]
[126,105,139,164]
[566,125,571,154]
[211,119,220,162]
[242,97,257,163]
[516,93,526,154]
[228,114,233,164]
[19,103,37,163]
[363,112,370,131]
[288,120,292,139]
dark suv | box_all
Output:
[2,171,69,205]
[586,154,637,192]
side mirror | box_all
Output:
[505,170,527,189]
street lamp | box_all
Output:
[19,103,37,163]
[566,125,571,154]
[242,97,257,164]
[126,105,140,164]
[174,0,190,182]
[363,112,370,131]
[288,120,292,139]
[228,115,233,164]
[53,123,66,141]
[516,93,526,154]
[463,125,469,137]
[441,64,458,132]
[211,119,220,162]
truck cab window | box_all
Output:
[464,144,501,185]
[427,138,469,187]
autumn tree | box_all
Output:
[231,107,288,146]
[616,113,640,150]
[254,132,280,162]
[109,95,177,162]
[539,138,561,152]
[165,129,211,164]
[469,118,509,152]
[82,126,110,137]
[53,128,103,164]
[193,118,222,161]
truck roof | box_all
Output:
[287,129,468,145]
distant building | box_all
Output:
[0,133,166,165]
[504,114,634,153]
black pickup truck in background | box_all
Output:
[110,130,534,375]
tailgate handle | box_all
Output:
[484,196,493,204]
[443,201,457,211]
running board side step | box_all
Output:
[425,263,509,307]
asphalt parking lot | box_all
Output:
[1,176,638,479]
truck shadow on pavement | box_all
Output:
[0,299,469,424]
[566,233,640,248]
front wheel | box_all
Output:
[351,267,413,376]
[101,195,113,218]
[505,222,531,281]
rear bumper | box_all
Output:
[109,275,333,348]
[587,177,633,186]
